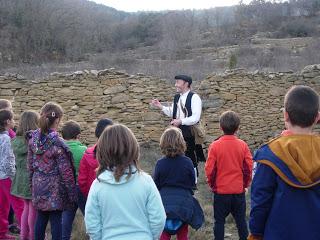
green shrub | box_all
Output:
[229,54,237,69]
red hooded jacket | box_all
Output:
[78,145,98,197]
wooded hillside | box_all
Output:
[1,0,320,79]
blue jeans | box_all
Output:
[61,186,86,240]
[35,210,62,240]
[213,193,248,240]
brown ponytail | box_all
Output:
[96,124,140,182]
[39,102,63,134]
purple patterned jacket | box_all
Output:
[28,129,77,211]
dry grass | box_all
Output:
[45,144,249,240]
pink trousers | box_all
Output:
[0,178,24,236]
[20,199,37,240]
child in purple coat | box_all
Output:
[28,102,77,240]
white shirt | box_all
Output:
[162,90,202,126]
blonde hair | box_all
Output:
[96,124,140,182]
[160,127,186,158]
[16,111,39,138]
[39,102,63,134]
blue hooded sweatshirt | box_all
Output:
[249,134,320,240]
[85,167,166,240]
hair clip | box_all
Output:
[52,112,56,117]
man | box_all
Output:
[151,75,204,178]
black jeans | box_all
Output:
[195,144,206,162]
[35,210,62,240]
[180,125,199,177]
[213,193,248,240]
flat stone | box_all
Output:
[143,112,162,121]
[103,85,127,95]
[111,94,129,103]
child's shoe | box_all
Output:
[8,224,20,235]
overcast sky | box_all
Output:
[91,0,251,12]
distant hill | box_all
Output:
[0,0,128,63]
[0,0,320,79]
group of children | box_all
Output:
[0,84,319,240]
[0,100,114,240]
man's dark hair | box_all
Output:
[284,85,319,127]
[95,118,113,138]
[61,120,81,140]
[219,111,240,135]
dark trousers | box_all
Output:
[181,125,198,176]
[35,210,62,240]
[195,144,206,162]
[62,186,86,240]
[184,136,198,176]
[213,193,248,240]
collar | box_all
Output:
[66,140,82,145]
[180,90,190,98]
[220,135,237,140]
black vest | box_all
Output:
[172,92,194,139]
[172,92,194,119]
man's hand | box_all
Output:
[170,119,182,127]
[150,99,163,109]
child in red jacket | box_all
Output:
[205,110,252,240]
[78,118,113,197]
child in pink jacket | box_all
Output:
[78,118,113,197]
[0,109,17,240]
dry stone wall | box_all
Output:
[1,65,320,150]
[199,65,320,150]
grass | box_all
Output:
[45,144,249,239]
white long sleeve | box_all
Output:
[161,91,202,126]
[162,104,173,118]
[181,93,202,126]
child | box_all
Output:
[249,85,320,240]
[61,120,87,240]
[28,102,77,240]
[11,111,39,240]
[0,109,16,240]
[205,111,253,240]
[85,124,166,240]
[78,118,113,198]
[0,99,22,236]
[153,127,204,240]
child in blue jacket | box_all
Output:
[154,127,204,240]
[249,85,320,240]
[85,124,166,240]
